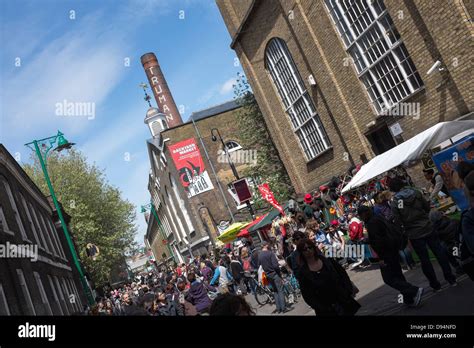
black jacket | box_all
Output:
[432,216,458,243]
[391,187,431,240]
[257,250,280,277]
[366,214,400,259]
[298,256,360,316]
[229,260,244,280]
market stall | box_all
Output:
[342,121,474,199]
[216,222,250,244]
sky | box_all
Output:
[0,0,244,246]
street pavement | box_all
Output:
[249,261,474,316]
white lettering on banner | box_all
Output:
[153,85,163,95]
[187,171,214,197]
[147,66,174,121]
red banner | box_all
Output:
[258,183,284,215]
[168,138,214,197]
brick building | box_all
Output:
[217,0,473,193]
[144,100,262,264]
[0,144,86,315]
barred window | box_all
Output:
[265,38,331,161]
[325,0,423,113]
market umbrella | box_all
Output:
[217,222,250,243]
[237,215,266,238]
[248,202,290,233]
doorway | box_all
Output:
[366,124,397,155]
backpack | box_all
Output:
[379,216,408,251]
[349,220,364,241]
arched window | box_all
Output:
[225,141,242,153]
[265,38,331,160]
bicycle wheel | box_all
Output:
[254,285,271,306]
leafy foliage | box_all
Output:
[233,72,295,208]
[23,149,138,287]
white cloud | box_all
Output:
[219,77,237,95]
[2,11,130,140]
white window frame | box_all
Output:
[67,277,83,310]
[62,277,78,312]
[53,275,69,315]
[16,269,36,315]
[163,199,180,242]
[165,187,186,242]
[20,194,41,247]
[170,175,194,235]
[30,204,49,252]
[265,38,331,161]
[225,141,242,153]
[325,0,423,114]
[39,213,56,256]
[0,283,11,315]
[3,180,30,242]
[33,272,53,315]
[47,219,66,259]
[0,204,14,235]
[47,275,64,315]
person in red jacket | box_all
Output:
[348,213,364,242]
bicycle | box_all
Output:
[281,273,300,304]
[246,272,274,306]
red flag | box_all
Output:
[258,183,284,215]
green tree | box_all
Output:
[233,72,295,208]
[23,149,138,287]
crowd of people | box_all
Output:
[85,253,260,316]
[84,163,474,316]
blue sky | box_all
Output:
[0,0,244,246]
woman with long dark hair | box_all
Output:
[296,239,360,316]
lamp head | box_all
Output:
[55,133,75,152]
[211,135,217,142]
[141,206,147,213]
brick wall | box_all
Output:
[218,0,473,194]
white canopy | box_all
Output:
[341,121,474,193]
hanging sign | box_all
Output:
[168,138,214,197]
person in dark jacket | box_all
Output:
[358,206,423,307]
[296,239,360,316]
[121,292,149,316]
[429,210,463,273]
[154,286,184,316]
[186,272,214,314]
[257,242,290,314]
[389,178,457,290]
[286,231,307,282]
[229,255,247,295]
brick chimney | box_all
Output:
[140,52,183,128]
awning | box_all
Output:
[237,215,266,238]
[217,222,250,243]
[248,202,290,233]
[342,121,474,193]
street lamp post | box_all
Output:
[211,128,256,220]
[25,130,95,306]
[141,202,177,264]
